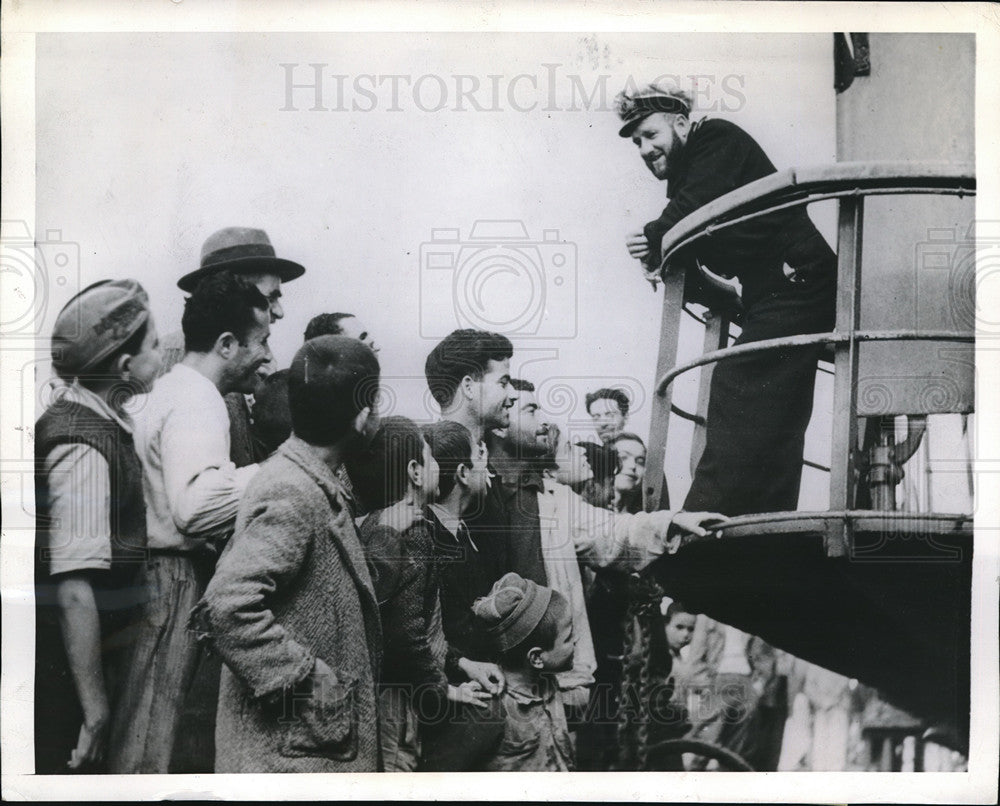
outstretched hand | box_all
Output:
[671,510,726,539]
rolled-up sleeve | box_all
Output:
[160,402,258,537]
[559,485,677,571]
[44,444,112,575]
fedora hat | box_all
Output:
[177,227,306,292]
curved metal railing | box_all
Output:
[657,161,975,270]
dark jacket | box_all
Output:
[445,468,512,661]
[194,436,382,772]
[643,117,836,292]
[358,510,448,710]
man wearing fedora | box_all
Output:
[160,227,306,467]
[156,228,306,773]
[617,83,837,519]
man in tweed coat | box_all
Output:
[193,335,383,772]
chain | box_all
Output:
[614,598,639,770]
[614,572,667,770]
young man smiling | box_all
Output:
[109,271,272,773]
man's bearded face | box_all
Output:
[632,113,685,180]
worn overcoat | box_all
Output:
[195,435,382,772]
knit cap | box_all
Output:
[51,279,150,377]
[472,572,553,653]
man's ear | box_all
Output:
[215,331,238,359]
[459,374,476,401]
[674,114,691,141]
[456,462,471,487]
[407,458,422,487]
[527,646,544,670]
[115,353,132,378]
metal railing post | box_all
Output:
[645,266,686,512]
[827,195,865,556]
[690,310,730,477]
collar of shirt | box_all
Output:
[667,116,707,188]
[500,466,545,497]
[426,503,477,552]
[64,380,134,433]
[167,361,222,397]
[506,675,557,706]
[427,503,460,538]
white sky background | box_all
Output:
[33,31,837,505]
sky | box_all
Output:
[30,31,838,505]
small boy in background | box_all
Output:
[662,599,697,709]
[471,572,576,771]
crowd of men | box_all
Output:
[34,82,840,774]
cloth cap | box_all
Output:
[51,279,150,377]
[177,226,306,292]
[616,85,691,137]
[472,572,553,653]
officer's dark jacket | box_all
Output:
[643,117,834,283]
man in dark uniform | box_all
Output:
[618,84,837,517]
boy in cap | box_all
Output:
[471,572,576,771]
[192,335,383,773]
[34,279,163,773]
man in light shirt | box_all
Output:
[108,271,272,773]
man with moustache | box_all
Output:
[618,83,837,518]
[487,378,553,586]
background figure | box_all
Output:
[34,280,162,773]
[572,440,619,511]
[248,369,291,458]
[579,431,648,769]
[585,387,630,445]
[303,311,380,354]
[778,660,852,771]
[684,615,787,771]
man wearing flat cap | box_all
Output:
[617,83,837,518]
